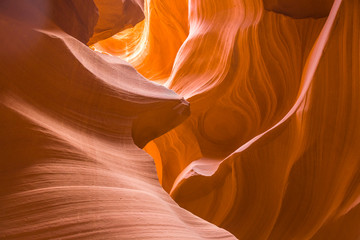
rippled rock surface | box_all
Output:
[2,0,360,239]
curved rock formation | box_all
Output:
[96,0,360,239]
[93,0,189,82]
[2,0,360,239]
[88,0,144,45]
[0,1,235,239]
[263,0,333,18]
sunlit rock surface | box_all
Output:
[96,0,360,239]
[1,0,360,239]
[0,0,235,239]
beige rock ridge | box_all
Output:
[0,1,235,239]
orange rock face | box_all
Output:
[1,0,360,239]
[96,0,360,239]
[0,0,234,239]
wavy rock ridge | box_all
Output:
[0,0,235,239]
[1,0,360,239]
[96,0,360,239]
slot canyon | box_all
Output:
[0,0,359,239]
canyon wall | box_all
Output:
[0,1,234,239]
[97,0,360,239]
[1,0,359,239]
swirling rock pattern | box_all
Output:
[97,0,360,239]
[2,0,360,239]
[0,1,235,239]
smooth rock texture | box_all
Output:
[263,0,333,18]
[96,0,360,239]
[0,1,235,239]
[2,0,360,239]
[88,0,144,45]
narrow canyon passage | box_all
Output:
[1,0,360,239]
